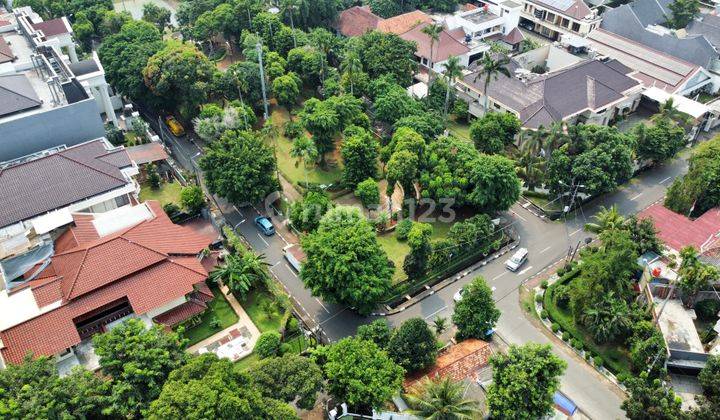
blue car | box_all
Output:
[254,216,275,236]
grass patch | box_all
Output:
[139,180,183,207]
[447,119,471,142]
[234,352,260,371]
[183,284,239,346]
[269,106,342,186]
[544,270,633,376]
[241,288,285,333]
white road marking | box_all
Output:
[286,264,298,277]
[569,228,581,236]
[315,298,330,313]
[233,219,246,229]
[257,232,269,246]
[630,193,643,200]
[276,230,290,246]
[510,210,527,222]
[539,246,552,254]
[425,305,448,320]
[270,261,281,268]
[491,272,507,281]
[517,265,533,276]
[659,176,671,184]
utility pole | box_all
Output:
[256,41,269,120]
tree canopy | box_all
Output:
[452,276,500,340]
[247,354,324,410]
[665,135,720,217]
[387,317,438,372]
[470,112,521,154]
[341,127,379,188]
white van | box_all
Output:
[505,248,528,271]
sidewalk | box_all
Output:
[187,284,261,356]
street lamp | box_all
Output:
[256,41,269,120]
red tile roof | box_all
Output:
[126,142,169,165]
[638,204,720,252]
[400,22,470,63]
[31,18,70,37]
[405,339,492,388]
[502,27,525,45]
[153,299,207,327]
[337,6,381,37]
[377,10,433,35]
[0,201,212,364]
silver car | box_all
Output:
[505,248,528,271]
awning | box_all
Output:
[642,86,710,119]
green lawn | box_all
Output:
[447,119,471,142]
[234,352,259,371]
[269,107,342,186]
[182,285,239,346]
[139,180,183,207]
[241,288,285,333]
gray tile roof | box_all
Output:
[601,2,717,68]
[687,14,720,51]
[0,75,42,117]
[463,59,640,129]
[0,140,132,229]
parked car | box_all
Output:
[505,247,528,271]
[164,116,185,137]
[453,288,465,303]
[255,216,275,236]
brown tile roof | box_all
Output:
[31,18,70,37]
[0,201,212,364]
[0,140,133,229]
[529,0,593,20]
[377,10,433,35]
[337,6,381,37]
[502,27,525,45]
[153,299,207,327]
[405,339,493,388]
[638,204,720,252]
[400,22,470,63]
[0,36,14,64]
[126,142,169,165]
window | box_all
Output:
[547,12,555,22]
[572,22,580,32]
[561,18,569,27]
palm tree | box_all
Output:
[210,254,255,299]
[432,316,448,335]
[581,292,632,344]
[282,0,299,49]
[311,29,334,86]
[261,120,281,181]
[421,23,443,84]
[653,98,691,129]
[519,127,546,157]
[473,54,511,114]
[516,149,545,191]
[241,251,270,282]
[442,56,463,119]
[230,66,249,129]
[405,377,481,419]
[290,134,318,186]
[340,52,363,96]
[584,205,625,233]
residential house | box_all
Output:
[399,22,475,72]
[336,6,382,37]
[596,0,720,95]
[687,13,720,53]
[457,58,643,128]
[518,0,601,40]
[443,1,526,50]
[0,201,213,374]
[0,139,139,262]
[0,7,121,164]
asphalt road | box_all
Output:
[149,107,698,419]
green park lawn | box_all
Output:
[241,288,285,333]
[447,118,471,142]
[269,106,342,186]
[138,180,183,207]
[182,285,239,346]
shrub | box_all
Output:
[616,373,628,384]
[283,119,304,140]
[180,185,205,214]
[593,357,604,367]
[585,352,592,361]
[551,323,560,333]
[209,316,220,329]
[695,299,720,321]
[396,219,413,240]
[535,293,543,303]
[562,332,570,341]
[286,317,300,335]
[147,163,161,189]
[540,309,548,319]
[541,280,549,289]
[255,332,282,359]
[554,285,571,310]
[162,202,181,217]
[355,178,381,208]
[557,266,567,277]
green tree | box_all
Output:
[488,343,567,420]
[665,135,720,216]
[468,154,522,212]
[421,23,443,81]
[470,112,521,154]
[200,130,280,205]
[626,215,663,254]
[290,134,319,186]
[442,56,463,118]
[383,126,426,163]
[142,2,171,30]
[515,149,545,191]
[93,319,187,418]
[630,331,667,378]
[667,0,701,28]
[394,113,445,142]
[301,207,394,315]
[148,353,297,419]
[584,205,625,234]
[299,98,340,160]
[405,377,482,419]
[272,72,302,108]
[356,319,394,349]
[322,337,405,411]
[452,277,500,340]
[388,317,438,372]
[143,40,217,116]
[403,222,433,279]
[621,372,684,419]
[387,149,420,200]
[367,0,402,17]
[341,127,379,188]
[355,178,381,208]
[248,354,324,409]
[289,191,333,232]
[699,354,720,399]
[210,253,264,298]
[147,163,161,189]
[72,12,94,49]
[580,292,633,343]
[340,51,363,96]
[356,31,417,85]
[634,117,685,163]
[374,85,423,124]
[447,214,494,251]
[678,246,719,302]
[473,54,511,113]
[180,185,205,213]
[98,10,132,36]
[255,331,283,359]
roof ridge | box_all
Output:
[63,248,89,300]
[56,152,127,184]
[168,257,208,277]
[0,78,42,105]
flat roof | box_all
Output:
[654,298,704,353]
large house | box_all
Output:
[0,201,213,374]
[0,7,120,163]
[457,57,643,128]
[518,0,601,40]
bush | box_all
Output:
[541,280,549,289]
[616,373,628,384]
[535,293,543,303]
[585,352,592,361]
[285,317,300,335]
[551,323,560,333]
[283,119,304,140]
[593,357,604,367]
[147,163,161,189]
[695,299,720,321]
[355,178,381,208]
[556,266,567,277]
[540,309,548,319]
[209,316,220,329]
[562,332,570,341]
[396,219,413,241]
[255,332,282,359]
[554,285,571,310]
[180,185,205,214]
[162,202,181,218]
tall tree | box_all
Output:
[469,112,521,154]
[442,56,463,118]
[405,377,482,419]
[210,252,267,299]
[142,3,171,30]
[200,130,280,205]
[452,277,500,340]
[340,51,363,96]
[301,206,394,315]
[473,54,511,113]
[488,343,567,420]
[621,372,684,419]
[289,191,333,232]
[516,149,545,191]
[93,319,188,418]
[421,23,443,82]
[666,0,701,29]
[248,354,324,410]
[356,319,394,349]
[290,134,318,186]
[387,318,438,372]
[341,127,379,188]
[584,205,625,234]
